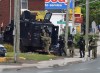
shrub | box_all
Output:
[88,34,99,39]
[3,44,13,52]
[74,33,83,48]
[74,33,99,48]
[74,33,81,42]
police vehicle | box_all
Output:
[3,10,59,52]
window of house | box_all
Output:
[21,0,28,9]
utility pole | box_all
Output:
[9,0,11,23]
[65,0,70,56]
[72,0,75,27]
[85,0,89,56]
[14,0,20,63]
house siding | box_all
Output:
[0,0,44,31]
[28,0,44,11]
[0,0,10,28]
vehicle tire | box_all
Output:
[2,53,5,57]
[20,41,27,52]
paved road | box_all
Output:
[1,56,100,73]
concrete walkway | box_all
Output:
[0,58,84,72]
[0,33,100,72]
[97,34,100,56]
[0,53,85,72]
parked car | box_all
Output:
[0,44,7,57]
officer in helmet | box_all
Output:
[89,37,97,59]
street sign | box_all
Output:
[75,24,81,33]
[45,0,73,9]
[57,20,66,24]
[70,26,76,35]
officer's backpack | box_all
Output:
[79,40,85,46]
[68,38,73,46]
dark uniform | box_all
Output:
[58,36,66,56]
[78,37,85,58]
[89,38,97,59]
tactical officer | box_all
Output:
[41,29,51,54]
[58,36,66,56]
[41,29,47,37]
[88,37,93,57]
[77,36,85,58]
[68,35,74,57]
[89,37,97,59]
[45,33,51,54]
[41,29,46,49]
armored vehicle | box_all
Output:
[3,11,59,52]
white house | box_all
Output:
[50,13,73,35]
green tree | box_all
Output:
[89,1,100,24]
[77,0,100,25]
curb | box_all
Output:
[1,59,84,72]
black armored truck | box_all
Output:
[3,11,59,52]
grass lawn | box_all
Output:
[6,52,57,61]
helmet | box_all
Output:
[80,36,83,40]
[92,37,96,42]
[93,38,95,40]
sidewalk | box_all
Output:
[0,49,85,72]
[0,57,84,72]
[0,33,100,72]
[97,33,100,55]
